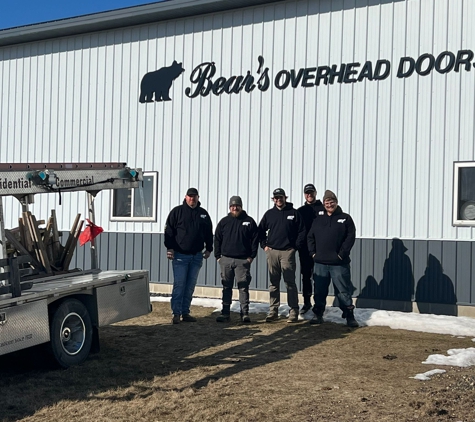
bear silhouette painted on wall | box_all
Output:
[139,60,185,103]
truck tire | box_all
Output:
[49,298,92,368]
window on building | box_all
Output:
[453,162,475,226]
[111,172,157,222]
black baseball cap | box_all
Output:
[186,187,199,196]
[272,188,286,198]
[304,183,316,193]
[229,196,243,207]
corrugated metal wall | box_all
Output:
[71,232,472,311]
[1,0,475,244]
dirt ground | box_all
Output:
[1,301,475,422]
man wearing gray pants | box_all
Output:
[214,196,259,323]
[258,188,306,323]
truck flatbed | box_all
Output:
[0,269,148,308]
[0,163,151,367]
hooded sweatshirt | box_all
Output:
[214,211,259,259]
[164,200,213,254]
[298,200,325,233]
[258,202,306,250]
[307,206,356,265]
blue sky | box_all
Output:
[0,0,165,30]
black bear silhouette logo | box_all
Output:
[139,60,185,103]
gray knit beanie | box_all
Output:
[322,190,338,203]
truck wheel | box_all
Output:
[50,299,92,368]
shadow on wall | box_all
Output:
[356,239,457,316]
[415,254,458,316]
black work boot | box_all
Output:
[181,314,197,322]
[265,309,279,322]
[287,308,299,323]
[216,314,231,322]
[300,300,312,315]
[217,301,231,322]
[309,307,324,325]
[346,309,359,328]
[241,313,251,323]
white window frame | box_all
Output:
[110,171,158,222]
[453,162,475,227]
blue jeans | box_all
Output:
[171,252,203,316]
[313,262,354,312]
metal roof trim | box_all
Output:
[0,0,284,47]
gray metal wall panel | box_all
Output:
[107,232,118,270]
[350,238,362,295]
[64,232,470,310]
[360,238,375,289]
[255,249,269,291]
[456,242,472,306]
[442,241,457,291]
[471,245,475,305]
[249,253,260,290]
[155,235,168,284]
[415,240,458,315]
[142,233,152,275]
[124,233,134,270]
[373,239,388,284]
[133,233,144,270]
[93,236,102,269]
[413,240,428,290]
[197,253,208,286]
[98,234,109,270]
[404,240,415,301]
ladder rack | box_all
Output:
[0,162,142,197]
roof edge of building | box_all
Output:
[0,0,284,47]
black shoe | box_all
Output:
[241,314,251,323]
[172,314,180,324]
[181,314,197,322]
[300,303,312,315]
[287,309,299,323]
[309,315,324,325]
[265,312,279,322]
[346,310,359,328]
[216,314,230,322]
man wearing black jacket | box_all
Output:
[164,187,213,324]
[214,196,259,323]
[258,188,306,323]
[307,190,358,327]
[297,183,324,314]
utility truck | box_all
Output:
[0,163,151,367]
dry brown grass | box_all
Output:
[1,301,475,422]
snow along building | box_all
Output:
[1,0,475,316]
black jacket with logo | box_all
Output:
[164,200,213,254]
[307,206,356,265]
[214,211,259,259]
[258,202,306,251]
[298,200,325,232]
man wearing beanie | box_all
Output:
[297,183,324,314]
[165,187,213,325]
[258,188,306,323]
[307,190,359,327]
[214,196,259,323]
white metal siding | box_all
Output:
[1,0,475,242]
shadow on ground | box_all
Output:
[0,302,349,421]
